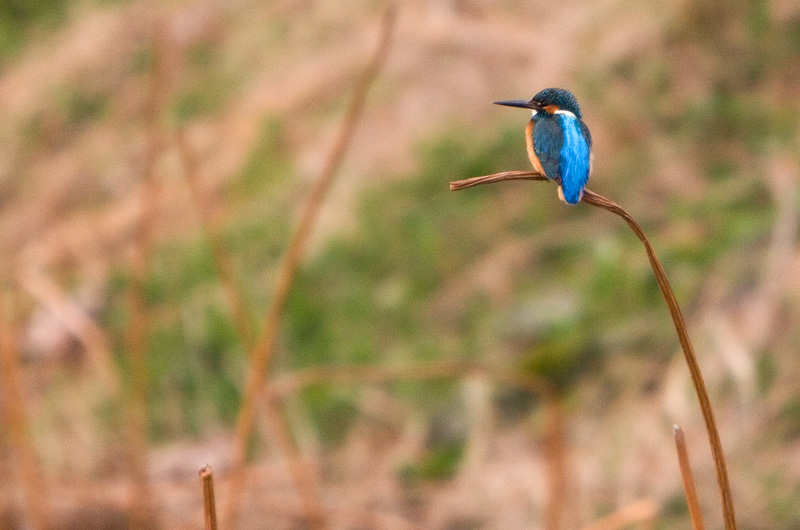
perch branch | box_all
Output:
[450,170,546,190]
[450,171,737,530]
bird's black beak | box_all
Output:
[494,99,541,110]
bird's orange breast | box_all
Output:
[525,120,545,176]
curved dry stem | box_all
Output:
[450,172,737,530]
[580,189,736,530]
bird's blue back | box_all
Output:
[532,113,592,204]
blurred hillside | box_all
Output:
[1,0,800,529]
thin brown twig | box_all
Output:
[223,7,396,527]
[0,294,49,530]
[200,465,219,530]
[450,171,737,530]
[674,425,706,530]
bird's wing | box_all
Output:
[581,119,594,176]
[532,118,563,182]
[580,120,592,149]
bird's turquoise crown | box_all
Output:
[532,88,582,119]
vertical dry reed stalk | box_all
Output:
[177,132,328,529]
[200,465,219,530]
[223,7,396,527]
[124,20,170,530]
[0,295,49,530]
[674,425,706,530]
[450,170,737,530]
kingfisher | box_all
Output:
[495,88,592,204]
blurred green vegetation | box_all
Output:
[172,39,244,123]
[0,0,69,60]
[400,440,465,483]
[56,85,109,125]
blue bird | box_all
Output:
[495,88,592,204]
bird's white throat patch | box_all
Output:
[532,109,578,118]
[554,109,577,118]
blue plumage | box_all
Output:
[532,115,562,181]
[555,114,591,204]
[494,88,592,205]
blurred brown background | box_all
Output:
[1,0,800,529]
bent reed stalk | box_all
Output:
[450,170,736,530]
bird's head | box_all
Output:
[494,88,582,119]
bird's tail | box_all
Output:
[558,185,583,205]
